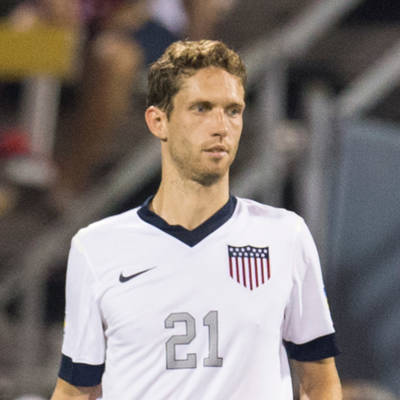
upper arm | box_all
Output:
[51,378,101,400]
[293,357,342,400]
[283,218,340,361]
[60,237,106,385]
[284,219,341,397]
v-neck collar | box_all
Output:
[137,195,237,247]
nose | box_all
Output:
[212,108,228,137]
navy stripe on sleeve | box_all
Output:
[59,354,105,386]
[283,333,340,361]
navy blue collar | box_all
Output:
[137,195,237,247]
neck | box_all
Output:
[150,173,230,231]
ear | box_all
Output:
[145,106,168,141]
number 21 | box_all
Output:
[165,311,223,369]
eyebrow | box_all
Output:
[189,101,212,108]
[189,100,245,109]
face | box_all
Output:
[159,66,245,186]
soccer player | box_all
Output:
[50,40,342,399]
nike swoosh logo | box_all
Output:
[119,268,154,283]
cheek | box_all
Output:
[174,121,203,148]
[230,120,243,141]
[168,125,198,158]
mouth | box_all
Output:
[203,145,229,156]
[203,146,228,160]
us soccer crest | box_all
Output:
[228,245,270,290]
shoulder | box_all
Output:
[73,207,142,245]
[235,197,304,229]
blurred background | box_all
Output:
[0,0,399,398]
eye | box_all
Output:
[191,102,212,113]
[227,106,243,117]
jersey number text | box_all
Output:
[165,311,223,369]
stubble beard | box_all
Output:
[191,168,225,187]
[181,156,229,187]
[170,146,234,187]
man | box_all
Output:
[51,40,342,399]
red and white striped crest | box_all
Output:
[228,245,270,290]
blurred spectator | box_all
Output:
[0,0,80,217]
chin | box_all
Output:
[192,169,227,187]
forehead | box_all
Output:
[176,67,245,104]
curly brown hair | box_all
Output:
[147,40,247,118]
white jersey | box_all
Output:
[59,196,338,399]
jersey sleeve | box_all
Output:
[58,234,105,386]
[282,218,340,361]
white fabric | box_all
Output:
[62,197,335,399]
